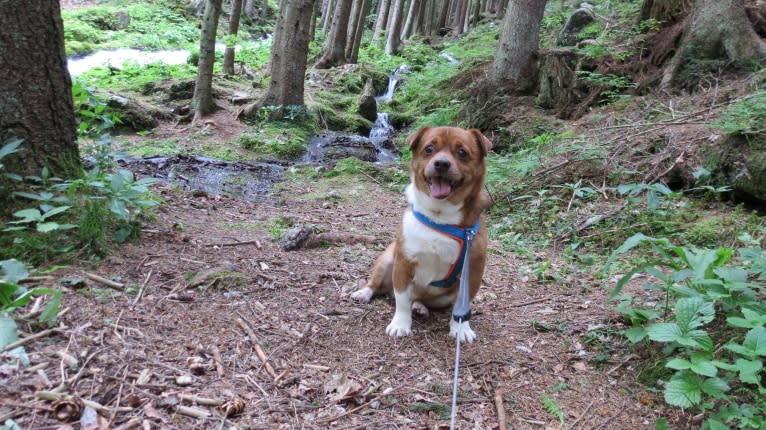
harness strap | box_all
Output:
[410,207,480,288]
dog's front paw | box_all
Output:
[386,317,412,337]
[450,319,477,343]
[350,287,374,303]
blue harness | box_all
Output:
[411,207,480,288]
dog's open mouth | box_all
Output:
[427,177,461,199]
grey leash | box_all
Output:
[450,229,475,430]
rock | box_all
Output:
[557,3,595,47]
[114,11,131,29]
[323,136,378,162]
[230,91,254,105]
[705,133,766,204]
[107,94,129,108]
[280,225,312,251]
[357,79,378,122]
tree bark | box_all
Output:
[661,0,766,89]
[452,0,466,34]
[348,0,371,62]
[489,0,548,92]
[192,0,223,121]
[438,0,451,32]
[223,0,244,75]
[495,0,509,19]
[346,0,363,57]
[373,0,392,42]
[401,0,420,39]
[0,0,80,179]
[242,0,315,120]
[471,0,481,28]
[320,0,334,33]
[315,0,353,68]
[385,0,406,54]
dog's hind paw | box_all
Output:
[350,287,374,303]
[412,301,429,317]
[450,319,477,343]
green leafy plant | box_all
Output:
[72,81,121,137]
[604,233,766,429]
[712,91,766,136]
[0,259,61,324]
[616,183,675,211]
[540,394,565,426]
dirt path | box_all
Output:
[1,166,676,429]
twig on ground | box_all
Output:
[236,318,278,381]
[131,270,153,308]
[508,298,549,308]
[316,386,402,424]
[203,239,261,247]
[570,398,597,430]
[35,391,132,414]
[210,346,225,378]
[174,404,211,419]
[494,388,507,430]
[84,272,125,290]
[2,327,60,352]
[179,394,224,406]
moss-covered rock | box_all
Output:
[704,133,766,204]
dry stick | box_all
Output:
[113,417,143,430]
[235,318,278,380]
[210,346,225,378]
[131,270,153,308]
[646,151,685,185]
[174,405,211,419]
[179,394,223,406]
[570,398,597,430]
[494,389,507,430]
[2,327,59,352]
[316,386,403,424]
[508,297,549,308]
[35,391,133,414]
[84,272,125,289]
[203,239,260,247]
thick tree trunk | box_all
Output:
[401,0,420,39]
[346,0,363,57]
[223,0,244,75]
[662,0,766,89]
[348,0,371,62]
[0,0,80,179]
[243,0,315,119]
[315,0,353,68]
[416,0,430,34]
[640,0,693,24]
[438,0,451,31]
[385,0,406,54]
[489,0,548,92]
[495,0,509,19]
[471,0,481,27]
[452,0,466,35]
[320,0,334,32]
[373,0,392,41]
[192,0,223,120]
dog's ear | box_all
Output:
[469,129,493,157]
[406,127,431,152]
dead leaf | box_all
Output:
[571,361,589,372]
[143,402,163,421]
[324,373,362,403]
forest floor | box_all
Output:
[1,117,692,429]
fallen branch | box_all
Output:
[280,225,381,251]
[174,404,211,419]
[179,394,223,406]
[85,272,125,290]
[203,239,261,248]
[570,398,596,430]
[494,389,507,430]
[35,391,132,415]
[2,327,60,352]
[131,270,153,308]
[236,318,278,381]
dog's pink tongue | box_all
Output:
[430,180,452,199]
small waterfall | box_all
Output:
[369,112,396,162]
[375,65,410,104]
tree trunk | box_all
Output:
[471,0,481,28]
[346,0,363,57]
[192,0,223,121]
[495,0,509,19]
[489,0,547,91]
[401,0,420,39]
[242,0,315,120]
[0,0,80,179]
[451,0,466,35]
[421,0,435,35]
[661,0,766,89]
[321,0,334,33]
[315,0,353,68]
[373,0,392,42]
[438,0,451,32]
[348,0,371,62]
[223,0,244,75]
[310,0,321,39]
[640,0,693,24]
[385,0,406,54]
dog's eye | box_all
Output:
[424,144,434,154]
[456,148,468,159]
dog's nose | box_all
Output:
[434,158,451,172]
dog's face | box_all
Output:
[406,127,492,204]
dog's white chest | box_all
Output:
[401,211,460,287]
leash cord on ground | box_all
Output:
[449,316,463,430]
[450,230,475,430]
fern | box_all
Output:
[541,395,565,426]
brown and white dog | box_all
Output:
[352,126,492,342]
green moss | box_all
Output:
[239,119,317,160]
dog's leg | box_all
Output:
[352,243,394,303]
[386,286,413,337]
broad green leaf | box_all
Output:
[610,265,652,299]
[689,354,718,377]
[675,297,714,330]
[13,191,44,201]
[734,358,762,384]
[727,308,766,329]
[0,313,18,349]
[41,205,71,219]
[664,372,701,408]
[666,358,691,370]
[36,222,62,233]
[699,377,729,398]
[714,267,749,284]
[110,199,129,221]
[705,418,730,430]
[624,326,647,343]
[29,288,61,324]
[646,323,682,343]
[13,208,42,222]
[0,260,29,283]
